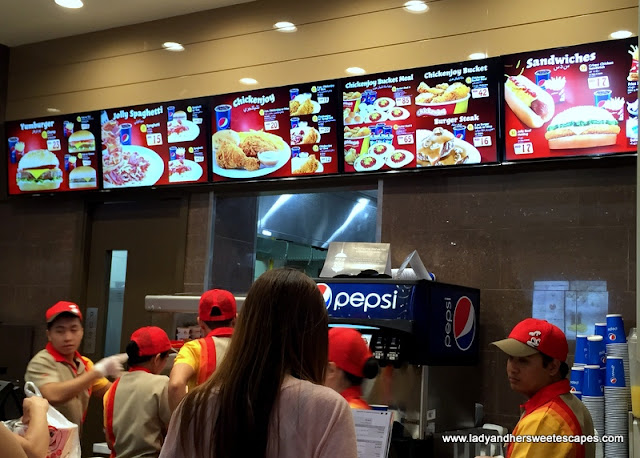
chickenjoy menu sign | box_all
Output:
[504,37,638,161]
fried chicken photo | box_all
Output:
[293,154,320,174]
[216,140,260,171]
[290,100,301,114]
[239,132,280,157]
[301,127,320,144]
[432,82,470,103]
[295,99,314,116]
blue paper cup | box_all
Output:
[594,323,607,339]
[606,314,626,343]
[573,391,582,400]
[605,356,626,387]
[600,367,606,391]
[583,365,604,397]
[586,335,606,367]
[575,335,588,365]
[570,366,584,393]
[370,405,388,411]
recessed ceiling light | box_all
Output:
[469,52,487,60]
[47,108,61,113]
[163,42,185,52]
[274,22,297,33]
[261,230,272,237]
[240,78,258,85]
[610,30,633,39]
[346,67,366,75]
[55,0,83,8]
[403,1,429,13]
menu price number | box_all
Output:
[397,134,414,145]
[471,87,490,99]
[588,76,610,90]
[146,133,163,147]
[513,142,534,155]
[264,120,279,131]
[194,154,205,163]
[318,96,329,104]
[319,126,331,134]
[472,136,492,147]
[46,139,61,152]
[395,96,411,107]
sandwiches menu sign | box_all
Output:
[6,113,99,195]
[504,37,638,161]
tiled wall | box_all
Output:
[381,161,637,429]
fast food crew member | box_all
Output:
[168,289,236,411]
[103,327,172,458]
[325,327,379,409]
[492,318,595,458]
[24,301,127,429]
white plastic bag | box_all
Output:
[22,381,81,458]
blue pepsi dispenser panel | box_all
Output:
[317,278,480,365]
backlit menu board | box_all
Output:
[342,60,500,173]
[6,112,100,195]
[504,38,638,161]
[101,101,209,188]
[211,82,339,181]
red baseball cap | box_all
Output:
[198,289,236,322]
[328,328,373,377]
[130,327,171,357]
[491,318,568,362]
[46,301,83,323]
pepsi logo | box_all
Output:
[453,296,476,351]
[570,386,576,393]
[317,283,332,309]
[609,333,617,342]
[121,134,130,143]
[611,377,617,384]
[218,117,230,129]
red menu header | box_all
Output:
[211,82,340,181]
[101,101,209,189]
[6,113,100,195]
[342,59,500,173]
[504,38,638,161]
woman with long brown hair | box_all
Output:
[159,268,358,458]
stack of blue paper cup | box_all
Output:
[570,366,584,399]
[582,364,605,436]
[587,335,606,391]
[594,323,607,339]
[575,335,588,366]
[606,314,630,407]
[604,356,628,457]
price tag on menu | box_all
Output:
[473,136,492,147]
[395,96,412,107]
[513,142,534,155]
[587,76,610,89]
[264,120,279,131]
[471,87,490,99]
[46,139,61,151]
[319,126,331,134]
[146,133,163,147]
[397,134,414,145]
[318,96,329,104]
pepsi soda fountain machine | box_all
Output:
[317,278,481,449]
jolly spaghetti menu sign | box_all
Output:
[504,38,638,161]
[210,82,340,181]
[6,113,100,195]
[341,60,501,173]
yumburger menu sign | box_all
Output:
[210,82,340,181]
[504,38,638,161]
[342,59,501,173]
[6,112,100,195]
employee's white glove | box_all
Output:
[93,353,128,378]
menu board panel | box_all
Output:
[211,82,339,181]
[6,112,100,195]
[504,38,638,161]
[101,100,209,188]
[342,60,500,173]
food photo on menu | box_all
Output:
[211,84,338,181]
[6,113,99,195]
[342,61,500,173]
[503,37,638,161]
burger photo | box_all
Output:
[16,149,63,191]
[68,165,97,189]
[544,106,621,149]
[68,130,96,153]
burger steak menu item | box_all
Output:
[504,37,638,160]
[6,113,99,195]
[342,60,500,173]
[211,83,339,181]
[101,102,209,188]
